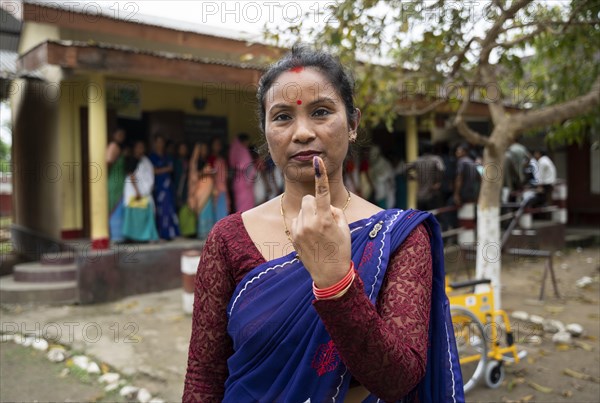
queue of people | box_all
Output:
[106,130,287,243]
[106,127,557,245]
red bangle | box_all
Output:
[313,262,356,299]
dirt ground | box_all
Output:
[0,244,598,403]
[460,246,600,402]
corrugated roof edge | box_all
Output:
[22,0,270,46]
[45,39,269,71]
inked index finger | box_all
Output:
[313,156,331,213]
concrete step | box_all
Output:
[0,275,78,304]
[40,251,75,266]
[13,262,77,283]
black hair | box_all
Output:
[238,133,250,143]
[456,142,470,153]
[196,142,209,171]
[256,43,358,134]
[419,142,433,155]
[124,155,139,175]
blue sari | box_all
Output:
[109,198,125,242]
[225,209,464,402]
[197,196,215,240]
[149,153,180,240]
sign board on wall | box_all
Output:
[184,115,228,145]
[106,81,142,119]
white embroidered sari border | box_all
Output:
[228,257,299,316]
[369,210,401,299]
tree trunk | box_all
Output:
[475,127,510,309]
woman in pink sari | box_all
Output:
[228,133,256,212]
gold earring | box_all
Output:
[349,130,357,143]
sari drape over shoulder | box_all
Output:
[122,156,159,242]
[224,209,464,402]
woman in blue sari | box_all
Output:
[149,134,180,240]
[184,45,464,402]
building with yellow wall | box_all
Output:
[10,1,279,251]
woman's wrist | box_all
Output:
[313,262,356,300]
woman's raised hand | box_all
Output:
[291,156,352,288]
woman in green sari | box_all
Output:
[107,128,127,242]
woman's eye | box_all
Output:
[273,113,291,121]
[313,108,330,117]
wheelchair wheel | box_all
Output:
[450,305,488,393]
[485,360,505,388]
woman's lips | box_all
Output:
[291,151,321,161]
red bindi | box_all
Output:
[290,66,304,73]
[297,100,302,105]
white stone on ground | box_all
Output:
[543,319,565,334]
[47,347,66,363]
[72,355,90,370]
[526,335,542,345]
[511,311,529,321]
[16,335,34,347]
[552,331,572,345]
[87,361,101,374]
[1,334,14,342]
[137,388,152,403]
[575,276,593,288]
[529,314,544,325]
[120,386,139,398]
[104,383,120,393]
[149,399,165,403]
[566,323,583,337]
[32,339,49,351]
[99,373,120,384]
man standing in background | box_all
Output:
[533,149,557,206]
[407,143,445,211]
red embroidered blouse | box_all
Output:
[183,212,432,402]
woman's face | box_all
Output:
[264,67,357,183]
[154,137,165,153]
[134,142,145,158]
[199,143,208,158]
[178,143,188,157]
[114,129,125,144]
[212,138,222,154]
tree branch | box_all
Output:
[514,74,600,133]
[480,0,534,61]
[449,37,477,77]
[480,64,506,124]
[492,0,505,13]
[395,99,446,116]
[454,85,490,146]
[499,20,541,33]
[497,25,546,48]
[563,0,591,33]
